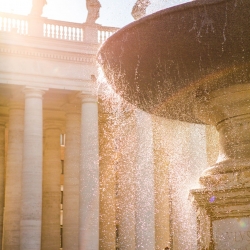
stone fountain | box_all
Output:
[98,0,250,249]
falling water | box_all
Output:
[97,65,219,250]
[161,120,208,249]
[96,0,250,249]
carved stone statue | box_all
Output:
[30,0,47,16]
[132,0,151,20]
[86,0,101,24]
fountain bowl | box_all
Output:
[98,0,250,124]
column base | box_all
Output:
[190,183,250,249]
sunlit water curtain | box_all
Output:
[98,0,250,249]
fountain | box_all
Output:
[98,0,250,249]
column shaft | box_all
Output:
[152,116,171,250]
[63,110,80,250]
[135,110,155,250]
[165,121,207,249]
[99,109,116,250]
[20,88,45,250]
[3,107,24,250]
[0,120,6,249]
[79,94,99,250]
[41,123,62,250]
[116,111,136,250]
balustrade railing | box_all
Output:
[97,25,119,44]
[43,19,84,41]
[0,12,119,44]
[0,12,28,35]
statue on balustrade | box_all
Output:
[30,0,47,16]
[86,0,101,23]
[132,0,151,20]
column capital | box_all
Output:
[78,91,98,103]
[23,86,48,99]
[21,84,45,249]
[6,102,23,130]
[9,91,24,109]
[79,85,99,249]
[4,89,24,111]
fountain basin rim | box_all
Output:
[98,0,250,124]
[99,0,231,54]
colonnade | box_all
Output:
[0,87,99,250]
[0,86,168,250]
[63,104,81,250]
[0,117,5,249]
[3,99,24,250]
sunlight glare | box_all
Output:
[0,0,32,15]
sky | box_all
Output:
[0,0,192,28]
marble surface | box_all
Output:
[213,217,250,250]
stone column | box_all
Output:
[134,110,155,250]
[20,87,46,250]
[116,110,136,250]
[167,121,207,250]
[63,104,81,250]
[152,115,171,250]
[79,92,99,250]
[99,103,116,250]
[3,103,24,250]
[0,115,7,249]
[41,112,64,250]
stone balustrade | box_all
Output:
[97,25,118,44]
[43,19,84,41]
[0,12,28,35]
[0,12,119,43]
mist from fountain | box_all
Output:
[97,1,250,249]
[97,68,217,249]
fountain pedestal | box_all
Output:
[190,84,250,250]
[191,187,250,250]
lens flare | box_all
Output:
[209,196,215,203]
[238,219,247,229]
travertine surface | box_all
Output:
[99,103,116,250]
[41,119,62,250]
[3,105,23,250]
[0,118,6,249]
[135,109,155,250]
[20,87,45,250]
[192,84,250,250]
[63,105,81,250]
[79,93,99,250]
[213,217,250,250]
[116,110,136,250]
